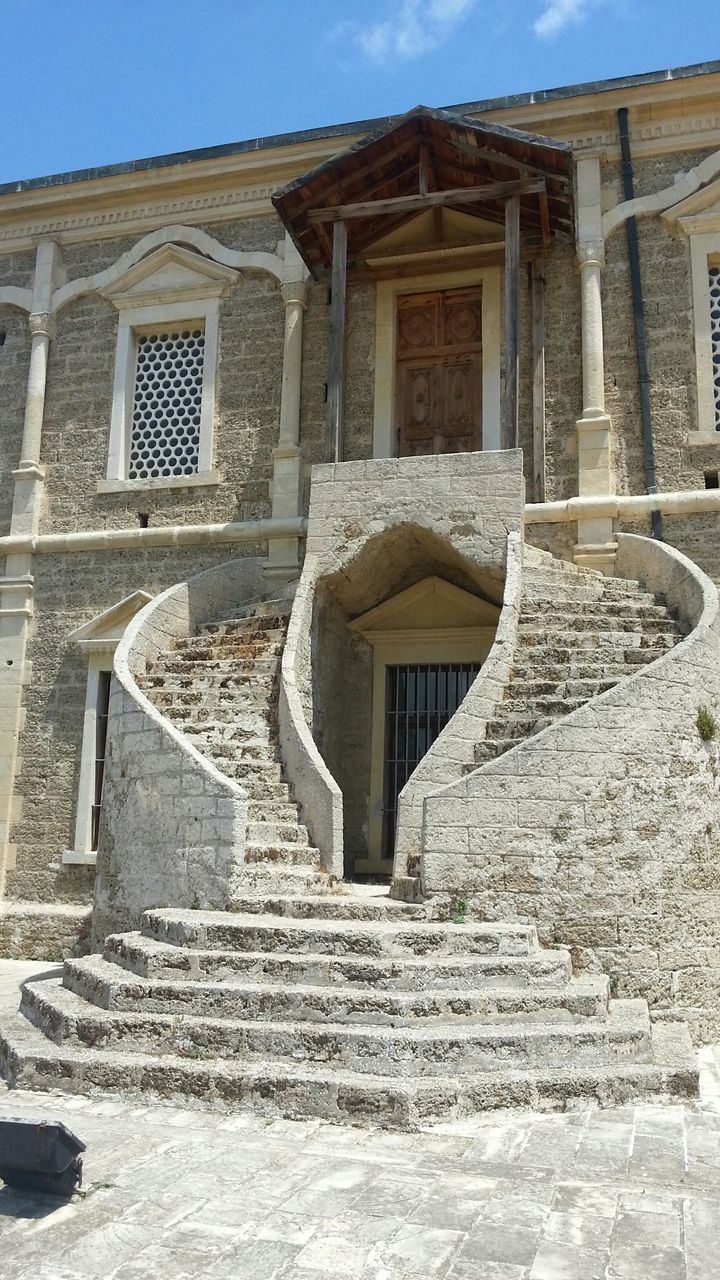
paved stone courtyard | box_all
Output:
[2,963,720,1280]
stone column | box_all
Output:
[0,241,59,899]
[574,158,615,569]
[266,277,309,579]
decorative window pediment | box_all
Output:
[68,590,153,653]
[101,243,236,492]
[663,176,720,235]
[99,244,239,309]
[349,576,499,643]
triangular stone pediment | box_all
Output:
[349,576,499,638]
[69,591,153,651]
[100,243,239,309]
[663,173,720,228]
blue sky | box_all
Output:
[0,0,716,185]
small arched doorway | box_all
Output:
[349,576,499,875]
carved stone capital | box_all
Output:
[28,311,54,339]
[577,239,606,269]
[281,281,309,311]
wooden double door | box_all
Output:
[395,285,482,457]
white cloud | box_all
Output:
[534,0,591,37]
[339,0,478,65]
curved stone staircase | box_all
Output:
[0,550,699,1126]
[474,547,688,767]
[136,598,337,901]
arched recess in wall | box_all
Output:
[309,522,502,875]
[50,224,287,316]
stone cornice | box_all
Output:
[1,76,720,254]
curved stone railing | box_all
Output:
[279,556,344,879]
[92,554,269,942]
[392,531,523,882]
[420,533,720,1035]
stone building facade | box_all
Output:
[3,59,720,1069]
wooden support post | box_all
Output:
[531,258,546,501]
[502,195,520,451]
[326,219,347,462]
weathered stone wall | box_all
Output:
[422,534,720,1041]
[40,227,288,534]
[9,543,263,908]
[601,149,719,500]
[544,242,583,502]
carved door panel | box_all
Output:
[395,287,482,457]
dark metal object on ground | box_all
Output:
[0,1116,86,1197]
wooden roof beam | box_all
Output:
[442,136,571,188]
[307,178,546,224]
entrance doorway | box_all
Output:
[381,662,481,860]
[395,286,482,456]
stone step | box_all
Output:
[63,956,609,1025]
[0,997,697,1129]
[140,683,276,706]
[246,801,302,825]
[200,741,281,764]
[244,841,320,868]
[200,598,291,625]
[220,760,285,786]
[497,695,588,720]
[523,582,657,606]
[484,717,550,742]
[141,907,538,955]
[105,932,571,988]
[507,677,619,700]
[508,653,663,682]
[516,630,678,652]
[472,738,519,763]
[150,656,280,677]
[245,820,309,846]
[518,615,682,637]
[520,599,671,622]
[229,867,336,898]
[237,778,293,804]
[172,633,285,656]
[180,723,279,747]
[139,671,275,693]
[21,982,653,1076]
[198,613,290,637]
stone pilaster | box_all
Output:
[574,159,616,571]
[0,243,59,899]
[265,277,308,580]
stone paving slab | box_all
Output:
[1,962,720,1278]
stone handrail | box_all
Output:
[279,556,344,879]
[92,555,268,942]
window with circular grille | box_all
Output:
[128,326,206,480]
[710,265,720,432]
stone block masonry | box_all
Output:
[92,553,272,944]
[8,543,264,916]
[280,451,526,876]
[422,534,720,1040]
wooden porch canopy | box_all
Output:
[272,105,574,461]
